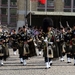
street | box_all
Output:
[0,48,75,75]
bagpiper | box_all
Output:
[17,26,36,66]
[36,29,43,56]
[0,32,4,66]
[58,28,65,61]
[0,30,9,66]
[17,27,24,64]
[10,29,18,55]
[64,27,72,63]
[17,26,30,65]
[42,17,54,69]
[71,24,75,65]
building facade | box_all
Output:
[0,0,75,29]
[24,0,75,28]
[0,0,17,28]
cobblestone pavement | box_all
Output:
[0,49,75,75]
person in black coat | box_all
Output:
[64,28,72,63]
[42,17,54,69]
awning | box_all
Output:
[26,11,75,17]
[26,11,75,28]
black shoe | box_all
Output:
[1,63,4,66]
[74,64,75,66]
[50,63,52,66]
[45,67,49,69]
[67,62,71,63]
[20,62,23,64]
[39,54,41,56]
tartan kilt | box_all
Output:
[12,42,18,49]
[65,45,72,53]
[43,46,53,58]
[28,40,37,57]
[72,45,75,54]
[0,45,4,57]
[52,43,59,58]
[18,44,29,59]
[2,44,9,61]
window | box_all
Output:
[11,17,16,22]
[37,0,54,11]
[47,0,54,7]
[10,0,17,5]
[64,0,75,12]
[38,1,45,7]
[47,0,54,11]
[64,9,71,12]
[1,8,7,15]
[1,17,7,22]
[1,0,8,5]
[74,0,75,7]
[10,8,17,15]
[64,0,71,7]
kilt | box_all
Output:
[28,40,37,57]
[65,46,72,53]
[72,45,75,54]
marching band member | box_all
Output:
[59,28,65,61]
[17,26,36,66]
[17,27,23,63]
[42,17,54,69]
[0,32,4,66]
[64,28,72,63]
[10,29,18,55]
[71,24,75,65]
[55,29,61,58]
[36,30,43,56]
[17,26,29,65]
[0,31,9,66]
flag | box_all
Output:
[39,0,46,4]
